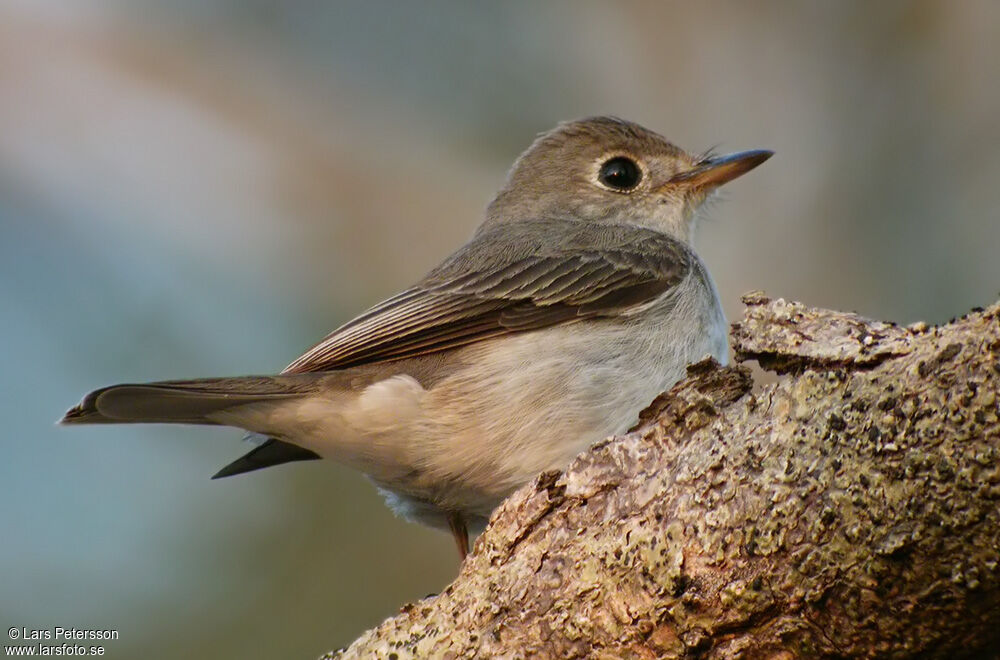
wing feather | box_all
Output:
[283,220,690,373]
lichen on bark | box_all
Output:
[324,294,1000,659]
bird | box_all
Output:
[62,117,771,559]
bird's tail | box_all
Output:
[60,375,321,426]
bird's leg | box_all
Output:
[447,511,469,560]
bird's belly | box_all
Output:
[407,293,728,519]
[255,284,727,530]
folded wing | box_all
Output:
[284,219,691,373]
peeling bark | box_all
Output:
[324,294,1000,659]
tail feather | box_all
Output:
[61,375,320,425]
[212,437,321,479]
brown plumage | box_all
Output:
[62,117,771,559]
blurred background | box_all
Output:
[2,1,998,657]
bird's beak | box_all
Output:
[663,149,773,191]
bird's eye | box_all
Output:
[597,157,642,191]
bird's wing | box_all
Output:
[283,219,692,374]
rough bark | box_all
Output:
[324,293,1000,659]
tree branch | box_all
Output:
[324,293,1000,659]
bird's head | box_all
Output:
[484,116,772,244]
